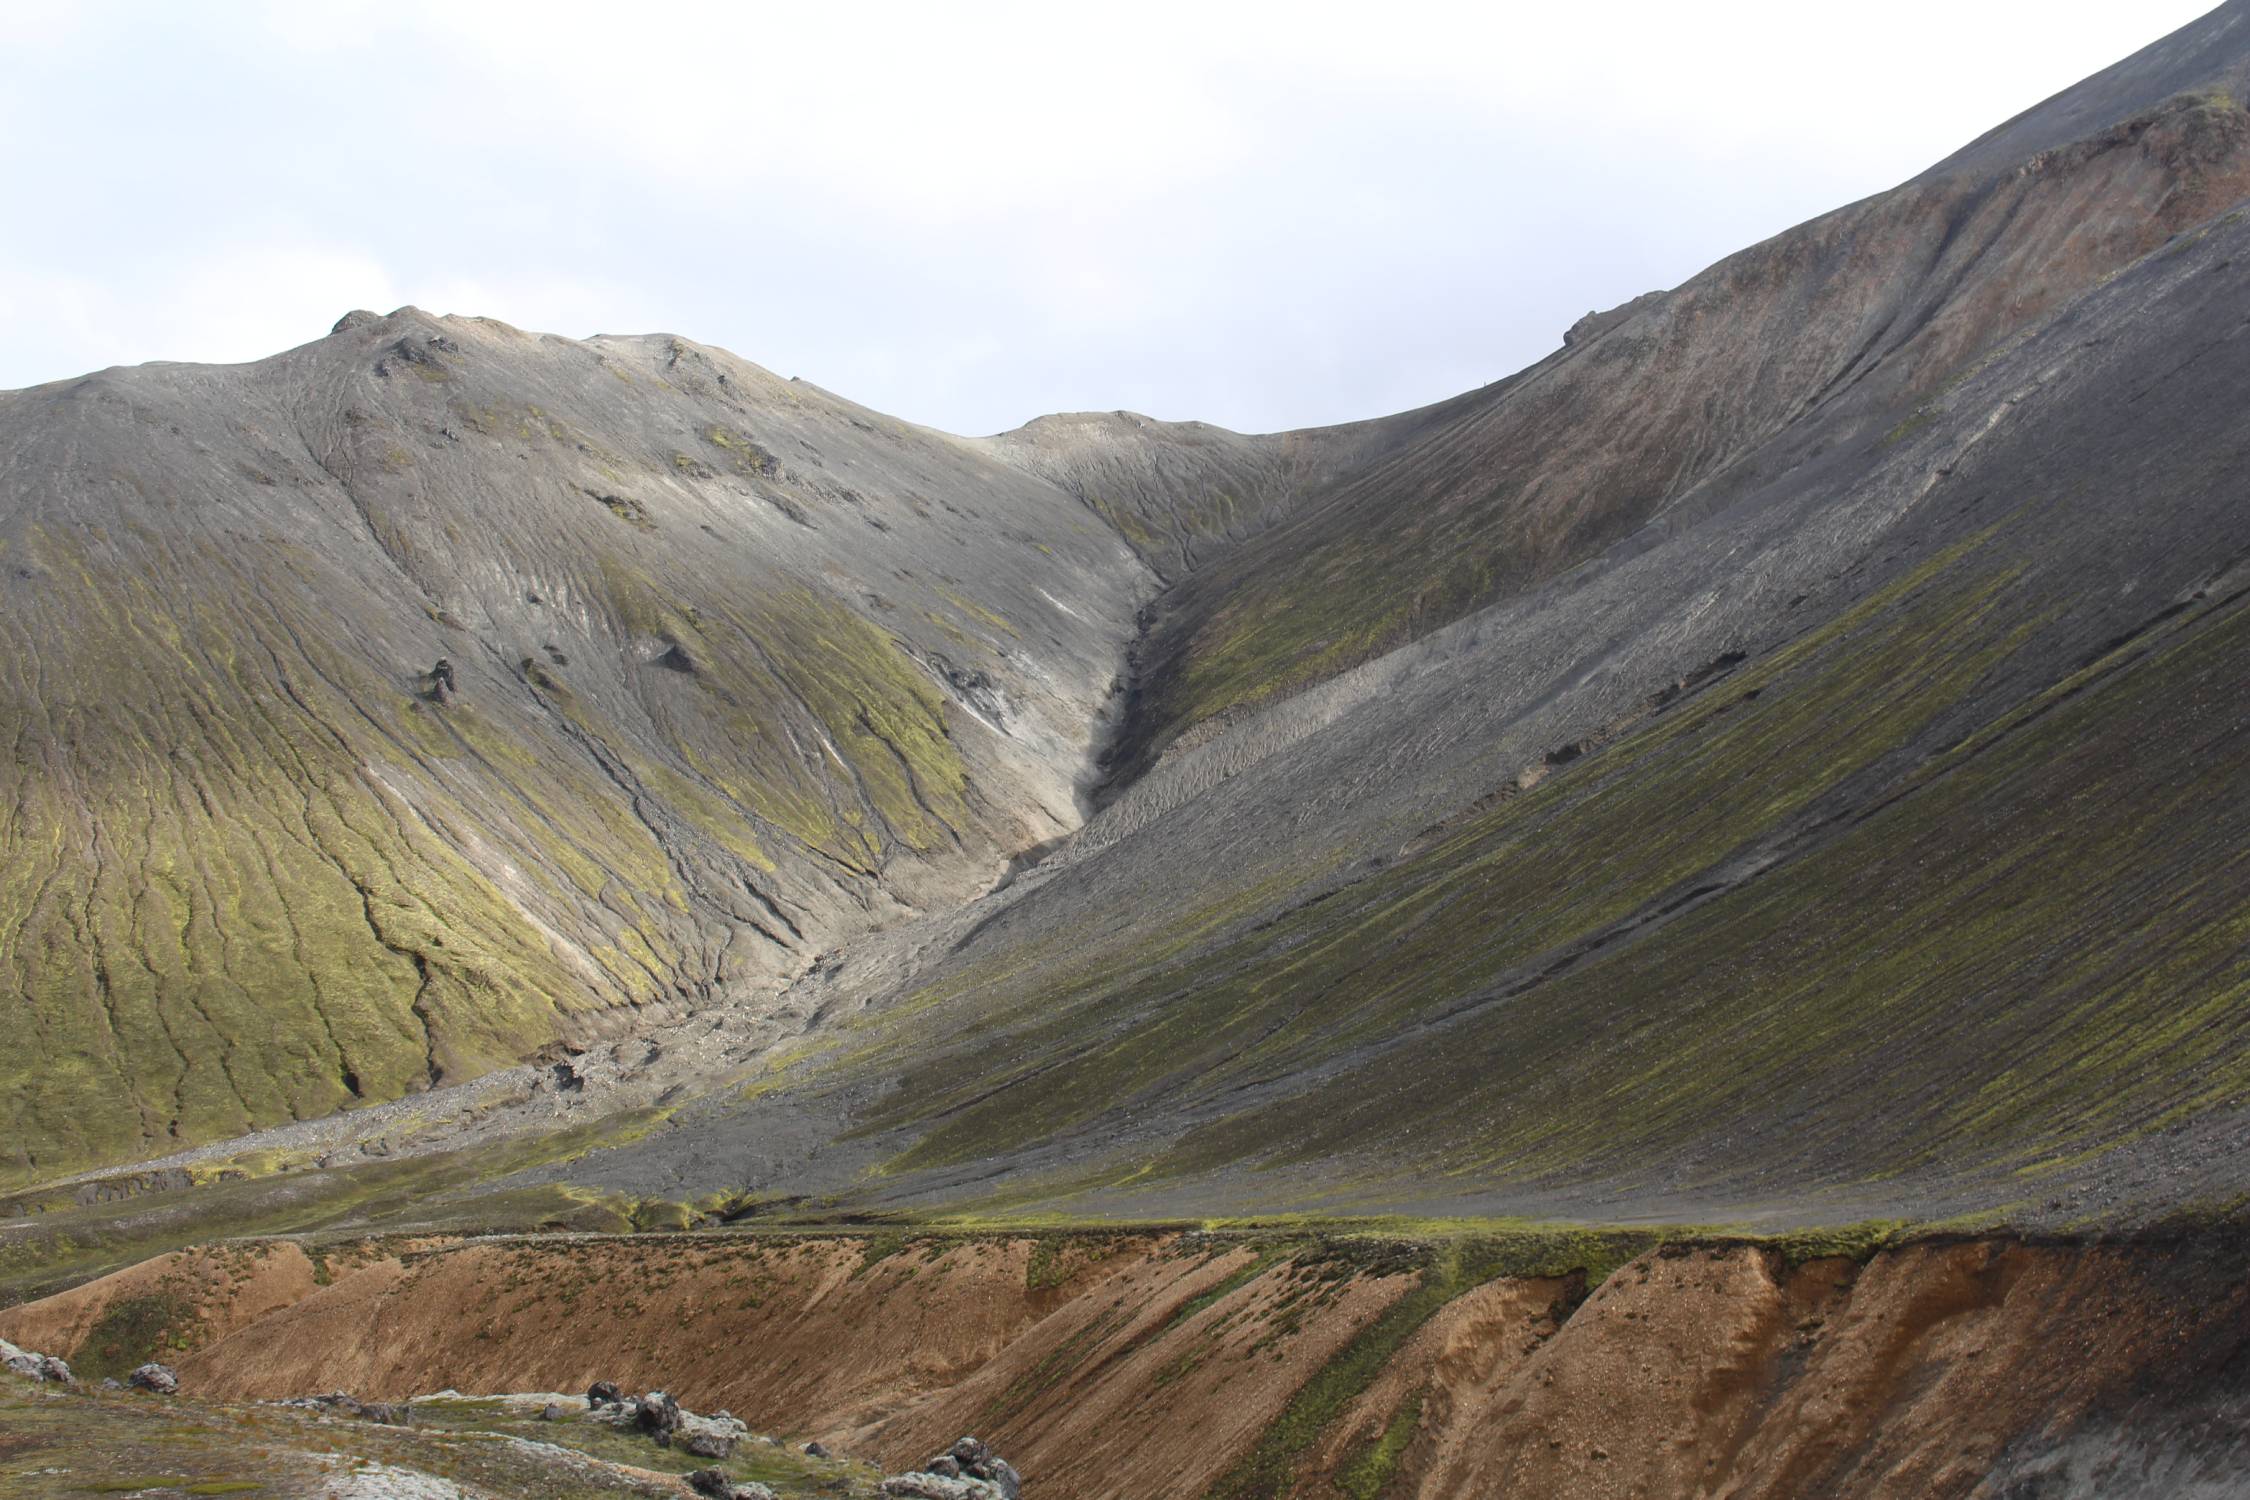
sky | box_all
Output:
[0,0,2220,434]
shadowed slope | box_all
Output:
[1098,2,2250,782]
[517,35,2250,1229]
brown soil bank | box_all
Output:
[6,1229,2247,1498]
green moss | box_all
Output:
[1335,1388,1422,1500]
[1200,1238,1555,1500]
[72,1292,192,1382]
[1883,405,1941,444]
[703,527,2250,1232]
[0,539,641,1186]
[0,1109,673,1306]
[870,546,2026,1179]
[852,1230,912,1276]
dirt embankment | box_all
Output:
[6,1231,2245,1498]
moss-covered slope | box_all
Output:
[0,315,1157,1185]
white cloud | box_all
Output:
[0,0,2224,429]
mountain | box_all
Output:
[0,317,1156,1180]
[10,11,2250,1500]
[4,0,2250,1257]
[519,1,2250,1232]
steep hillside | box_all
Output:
[8,8,2250,1496]
[6,1227,2249,1500]
[480,5,2250,1232]
[7,5,2250,1253]
[0,315,1163,1184]
[1103,6,2250,778]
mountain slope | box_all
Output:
[1096,4,2250,781]
[0,314,1163,1183]
[486,7,2250,1231]
[8,5,2250,1237]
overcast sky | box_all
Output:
[0,1,2218,434]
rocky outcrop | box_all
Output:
[583,1381,746,1460]
[686,1471,776,1500]
[882,1436,1023,1498]
[1560,291,1663,348]
[127,1362,179,1394]
[0,1335,73,1384]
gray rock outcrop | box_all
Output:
[883,1436,1022,1499]
[686,1470,776,1500]
[0,1337,73,1385]
[127,1362,179,1395]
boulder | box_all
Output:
[885,1436,1019,1500]
[127,1363,179,1395]
[540,1403,566,1422]
[804,1440,831,1458]
[676,1409,747,1457]
[679,1428,735,1459]
[636,1389,682,1436]
[686,1472,776,1500]
[880,1477,1005,1500]
[587,1379,624,1408]
[0,1338,71,1384]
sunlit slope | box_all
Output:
[0,311,1151,1183]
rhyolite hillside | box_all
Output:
[5,0,2250,1253]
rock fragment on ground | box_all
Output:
[287,1390,415,1425]
[686,1469,777,1500]
[127,1361,179,1394]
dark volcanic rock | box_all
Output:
[635,1388,681,1437]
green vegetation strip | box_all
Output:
[1199,1228,1652,1500]
[1198,1220,1901,1500]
